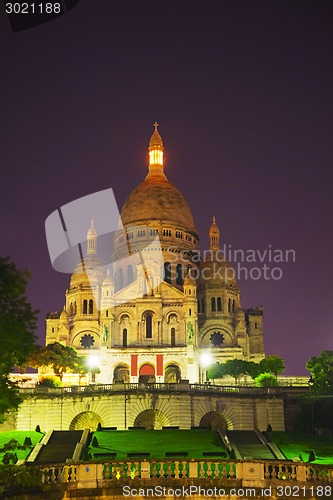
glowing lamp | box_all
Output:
[87,354,99,369]
[200,351,213,368]
[149,149,163,165]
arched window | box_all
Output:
[123,328,127,347]
[232,299,235,313]
[189,308,192,316]
[164,262,171,284]
[228,298,231,313]
[176,263,183,286]
[118,268,124,290]
[201,299,205,313]
[197,300,201,313]
[255,322,257,330]
[74,301,77,315]
[83,299,87,314]
[146,314,152,339]
[171,327,175,347]
[217,297,222,312]
[69,303,73,316]
[127,264,133,285]
[106,310,109,317]
[89,299,93,314]
[211,297,216,312]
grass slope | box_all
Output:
[0,431,44,462]
[88,429,228,460]
[267,432,333,465]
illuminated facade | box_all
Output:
[46,124,264,384]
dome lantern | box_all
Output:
[148,122,165,177]
[87,219,97,255]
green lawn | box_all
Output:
[267,431,333,465]
[87,429,228,460]
[0,431,44,462]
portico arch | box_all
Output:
[69,411,102,431]
[139,363,155,383]
[199,411,229,431]
[134,409,169,430]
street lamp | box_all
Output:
[200,350,213,384]
[87,354,99,383]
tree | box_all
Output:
[29,342,80,381]
[255,373,279,387]
[260,355,285,377]
[207,360,261,383]
[246,361,261,380]
[306,350,333,394]
[224,359,251,384]
[0,258,38,422]
[207,362,226,380]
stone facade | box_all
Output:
[45,124,265,385]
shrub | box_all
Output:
[229,448,236,459]
[35,425,41,433]
[37,377,62,387]
[255,373,279,387]
[266,424,272,432]
[92,436,98,447]
[97,422,102,431]
[24,437,32,446]
[0,464,46,494]
[308,449,316,462]
[2,452,18,464]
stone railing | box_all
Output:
[40,460,333,489]
[19,382,307,397]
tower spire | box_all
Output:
[209,216,220,252]
[147,122,165,178]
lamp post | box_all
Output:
[87,354,99,384]
[200,350,213,384]
[308,375,314,433]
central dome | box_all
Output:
[120,124,197,234]
[121,175,196,231]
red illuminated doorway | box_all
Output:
[139,364,155,383]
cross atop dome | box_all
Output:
[154,121,159,131]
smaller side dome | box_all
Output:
[102,269,114,286]
[60,306,69,323]
[184,268,196,286]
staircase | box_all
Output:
[35,431,83,464]
[226,430,276,459]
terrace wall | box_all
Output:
[4,384,290,432]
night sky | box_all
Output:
[1,1,332,375]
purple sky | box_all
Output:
[1,1,332,375]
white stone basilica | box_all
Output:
[45,124,264,385]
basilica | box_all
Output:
[45,124,264,385]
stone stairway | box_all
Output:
[226,430,276,459]
[35,430,83,464]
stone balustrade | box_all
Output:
[39,459,333,489]
[19,382,308,398]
